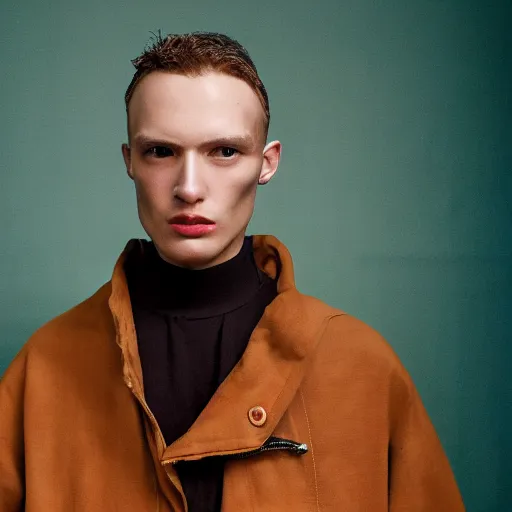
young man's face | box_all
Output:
[122,71,281,269]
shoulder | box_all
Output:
[292,292,400,367]
[1,282,113,389]
[23,282,114,357]
[297,304,419,428]
[324,313,401,365]
[303,301,414,395]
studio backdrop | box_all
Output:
[1,1,510,510]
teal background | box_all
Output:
[1,1,510,509]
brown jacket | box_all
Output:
[0,235,464,511]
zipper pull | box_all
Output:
[292,442,308,455]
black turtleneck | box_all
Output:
[125,236,277,512]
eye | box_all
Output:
[213,147,239,158]
[144,146,174,158]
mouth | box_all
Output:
[168,214,217,237]
[169,214,215,225]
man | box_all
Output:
[0,32,464,511]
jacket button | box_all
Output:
[248,406,267,427]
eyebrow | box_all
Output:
[132,133,257,151]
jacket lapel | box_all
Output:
[109,235,337,464]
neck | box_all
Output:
[126,236,264,318]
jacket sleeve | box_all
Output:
[388,375,465,511]
[0,348,27,512]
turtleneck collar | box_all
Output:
[126,236,265,318]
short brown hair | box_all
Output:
[125,31,270,136]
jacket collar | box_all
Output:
[108,235,337,462]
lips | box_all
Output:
[168,214,217,237]
[169,214,215,225]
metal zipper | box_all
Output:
[227,436,308,461]
[168,436,308,466]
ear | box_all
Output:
[121,143,134,180]
[259,140,282,185]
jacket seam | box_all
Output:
[300,388,320,512]
[245,461,256,512]
[297,313,344,511]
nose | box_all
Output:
[173,152,205,205]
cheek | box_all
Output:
[223,173,259,214]
[134,172,171,213]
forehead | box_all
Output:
[128,71,265,144]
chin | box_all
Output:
[154,235,234,270]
